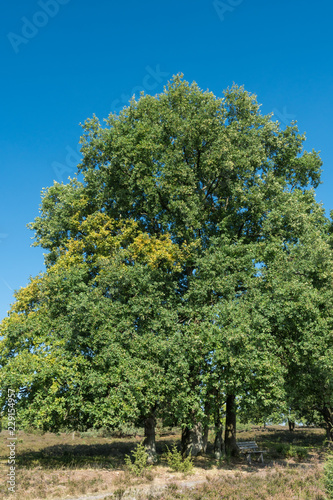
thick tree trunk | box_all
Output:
[213,403,224,459]
[181,423,204,457]
[202,425,209,454]
[214,423,224,459]
[322,407,333,444]
[143,415,157,463]
[225,394,238,456]
[288,419,295,432]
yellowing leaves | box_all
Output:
[46,211,194,273]
[53,213,138,268]
[129,232,184,271]
[11,275,44,315]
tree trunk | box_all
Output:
[181,423,204,457]
[322,407,333,444]
[202,397,212,455]
[143,415,157,463]
[288,419,295,432]
[202,425,209,454]
[214,423,224,459]
[225,394,238,456]
[213,403,224,459]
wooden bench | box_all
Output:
[237,441,266,464]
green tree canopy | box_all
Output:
[1,75,328,457]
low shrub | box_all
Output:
[124,442,152,476]
[275,443,290,455]
[166,444,193,474]
[114,423,144,437]
[237,422,252,432]
[274,443,308,460]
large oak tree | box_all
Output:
[1,75,326,456]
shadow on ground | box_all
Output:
[18,437,184,469]
[17,427,327,470]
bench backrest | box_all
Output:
[237,441,258,451]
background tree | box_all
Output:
[259,202,333,441]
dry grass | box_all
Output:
[0,426,329,499]
[131,463,326,499]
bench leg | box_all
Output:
[247,453,251,465]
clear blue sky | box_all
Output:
[1,0,332,320]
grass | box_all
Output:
[0,425,329,499]
[131,465,326,499]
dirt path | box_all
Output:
[62,477,208,500]
[57,466,265,500]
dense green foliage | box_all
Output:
[1,75,332,454]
